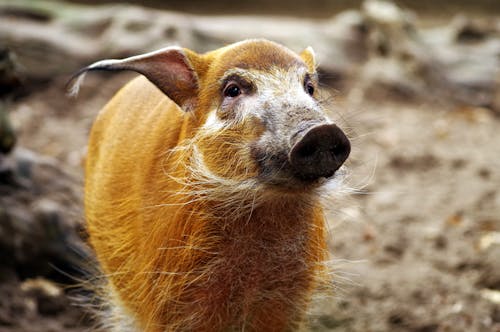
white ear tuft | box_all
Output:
[67,71,87,97]
[66,47,200,110]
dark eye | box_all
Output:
[305,82,315,96]
[224,84,241,98]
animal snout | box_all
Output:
[289,123,350,181]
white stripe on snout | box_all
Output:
[252,67,328,121]
[201,109,226,133]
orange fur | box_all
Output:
[85,40,331,331]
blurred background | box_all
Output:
[0,0,499,331]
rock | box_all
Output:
[0,0,498,109]
[477,246,500,290]
[0,103,16,154]
[21,278,66,316]
[452,15,498,43]
[0,147,87,280]
[0,47,23,97]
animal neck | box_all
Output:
[172,192,327,331]
[133,160,328,331]
[221,196,317,235]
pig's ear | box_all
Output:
[299,46,316,72]
[68,46,200,111]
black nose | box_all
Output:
[289,124,351,181]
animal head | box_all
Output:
[71,39,350,196]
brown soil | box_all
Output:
[311,101,500,331]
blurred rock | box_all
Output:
[0,47,19,156]
[348,0,500,110]
[0,147,87,280]
[453,15,498,43]
[0,47,23,97]
[0,274,94,330]
[0,103,16,154]
[477,246,500,290]
[21,278,66,316]
[479,232,500,251]
[0,0,497,110]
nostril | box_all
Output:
[297,144,317,158]
[330,141,350,161]
[330,145,341,157]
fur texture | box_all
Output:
[83,39,348,331]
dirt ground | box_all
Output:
[316,101,500,331]
[1,1,500,331]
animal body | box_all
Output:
[75,39,350,331]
